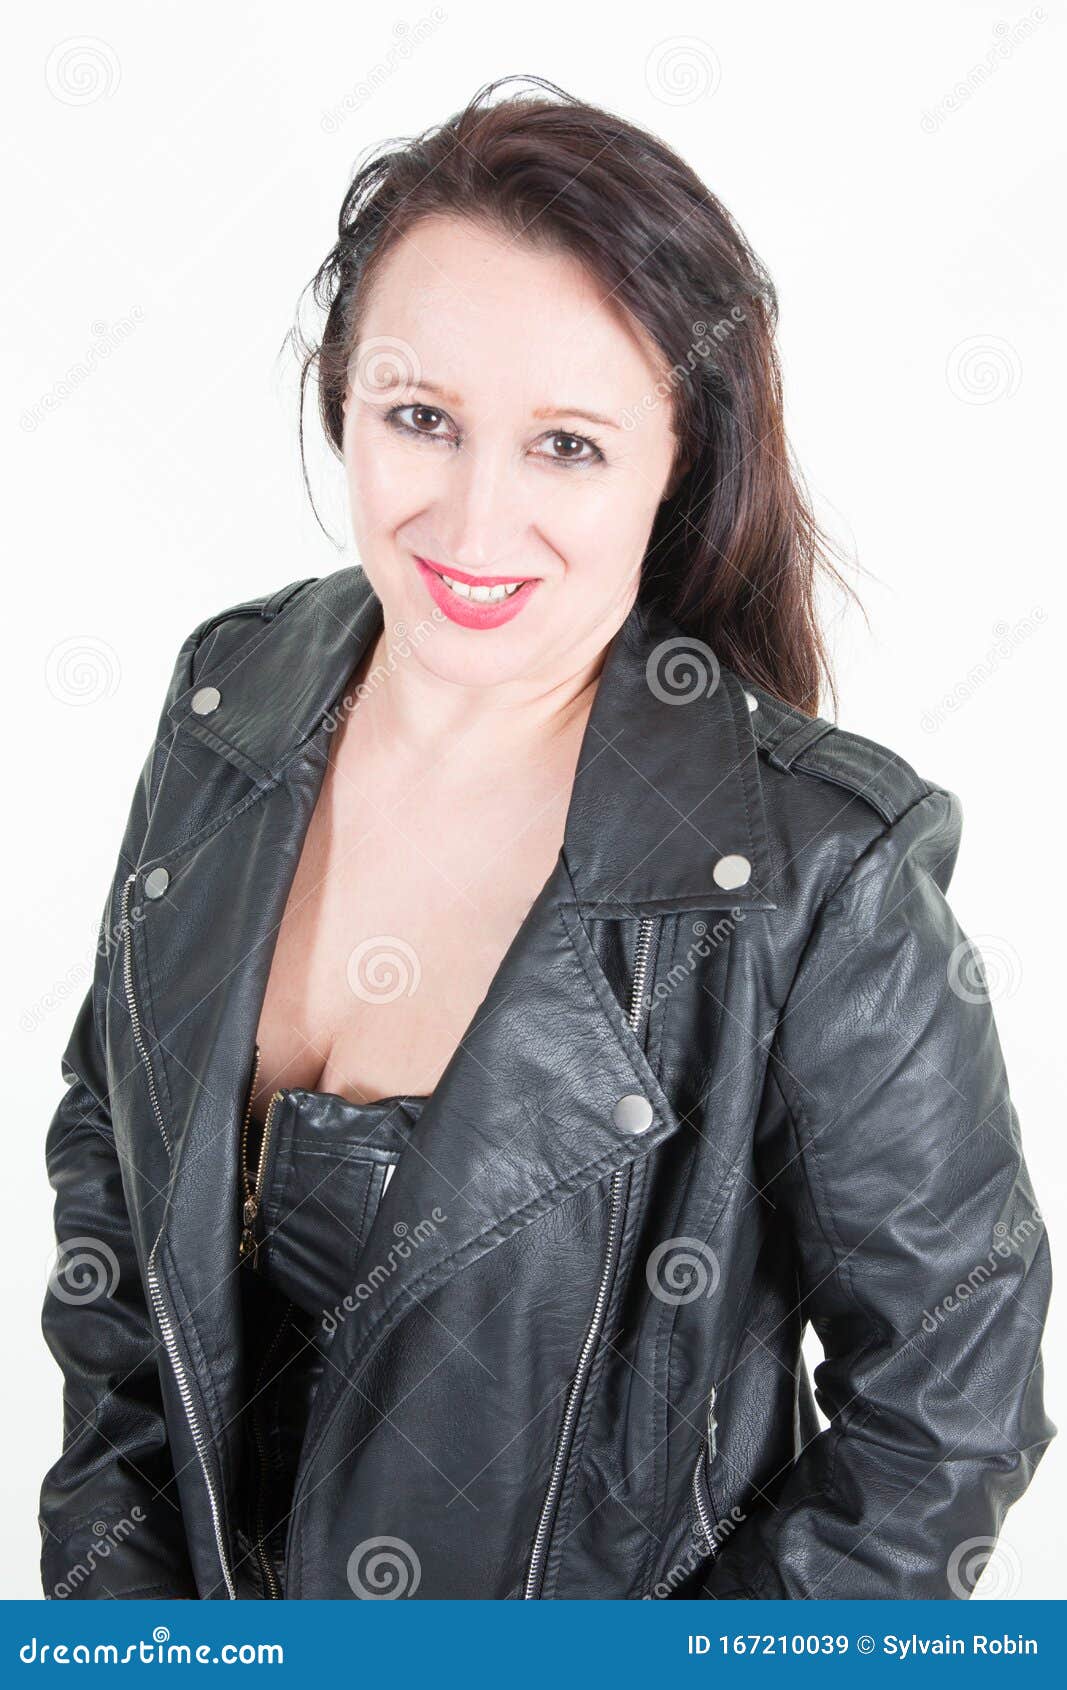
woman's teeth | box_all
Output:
[437,571,525,602]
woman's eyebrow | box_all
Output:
[401,378,621,431]
[531,403,622,429]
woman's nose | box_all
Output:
[431,438,530,569]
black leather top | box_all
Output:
[237,1084,427,1596]
[252,1086,427,1317]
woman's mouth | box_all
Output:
[414,555,541,629]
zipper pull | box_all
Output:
[239,1088,282,1271]
[239,1196,260,1268]
[706,1383,718,1461]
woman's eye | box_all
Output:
[534,432,604,468]
[386,403,455,442]
[384,406,603,467]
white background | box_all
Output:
[3,0,1062,1599]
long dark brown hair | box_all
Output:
[287,74,863,716]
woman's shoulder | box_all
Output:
[166,569,373,711]
[739,674,963,896]
[181,573,325,669]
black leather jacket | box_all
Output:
[39,566,1054,1600]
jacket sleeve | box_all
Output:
[701,786,1055,1600]
[38,623,209,1600]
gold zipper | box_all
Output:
[239,1044,284,1269]
[239,1041,262,1208]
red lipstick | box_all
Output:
[414,554,540,630]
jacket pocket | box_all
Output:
[245,1090,421,1320]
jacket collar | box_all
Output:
[171,566,776,917]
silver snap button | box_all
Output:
[612,1093,654,1135]
[713,853,751,890]
[191,685,221,716]
[143,866,170,899]
[744,689,758,711]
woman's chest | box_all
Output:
[252,761,573,1107]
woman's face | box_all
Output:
[341,214,682,688]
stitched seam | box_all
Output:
[726,673,759,874]
[139,714,332,875]
[178,719,274,784]
[646,919,682,1588]
[542,1161,639,1598]
[565,891,777,915]
[128,901,175,1129]
[285,1141,401,1159]
[139,769,286,874]
[768,1059,893,1427]
[159,1237,234,1549]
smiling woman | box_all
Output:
[338,211,684,652]
[39,73,1052,1602]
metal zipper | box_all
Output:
[522,914,656,1599]
[248,1301,294,1599]
[119,868,236,1598]
[690,1384,718,1552]
[240,1063,284,1269]
[239,1042,262,1209]
[146,1232,237,1598]
[119,873,170,1155]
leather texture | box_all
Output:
[38,566,1054,1600]
[253,1089,426,1318]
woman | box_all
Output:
[39,77,1052,1601]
